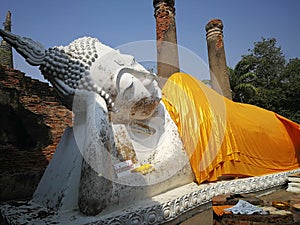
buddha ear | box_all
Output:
[117,73,133,96]
[116,67,157,91]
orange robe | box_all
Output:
[162,73,300,184]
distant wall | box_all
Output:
[0,66,72,200]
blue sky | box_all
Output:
[0,1,299,82]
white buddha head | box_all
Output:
[0,29,162,121]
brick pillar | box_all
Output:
[205,19,232,99]
[153,0,180,79]
[0,11,13,68]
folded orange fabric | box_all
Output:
[162,72,300,184]
[213,205,233,217]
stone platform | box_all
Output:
[213,189,300,225]
[1,169,299,225]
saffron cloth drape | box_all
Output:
[162,73,300,184]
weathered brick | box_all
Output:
[0,67,72,200]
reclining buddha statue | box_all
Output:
[1,29,299,216]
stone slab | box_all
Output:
[1,169,300,224]
[287,186,300,193]
[212,194,263,206]
[288,177,300,183]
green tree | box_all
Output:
[244,38,285,87]
[241,38,286,110]
[228,59,257,102]
[231,37,300,123]
[278,58,300,122]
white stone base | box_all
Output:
[1,169,299,225]
[287,186,300,193]
[288,177,300,183]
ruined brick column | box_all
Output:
[0,11,13,68]
[153,0,180,79]
[205,19,232,99]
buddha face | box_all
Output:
[89,45,162,121]
[115,70,162,121]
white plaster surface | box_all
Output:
[32,127,82,211]
[287,186,300,193]
[113,102,194,187]
[73,92,195,214]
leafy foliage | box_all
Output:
[278,58,300,122]
[229,38,300,123]
[228,59,257,102]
